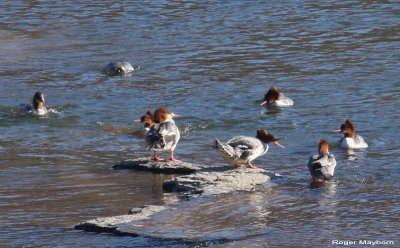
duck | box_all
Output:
[23,92,48,115]
[145,108,181,161]
[215,129,284,169]
[260,86,294,107]
[334,119,368,149]
[133,111,157,132]
[307,139,336,182]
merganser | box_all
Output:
[260,86,294,107]
[133,111,157,132]
[146,108,181,161]
[215,129,284,169]
[334,119,368,149]
[24,92,48,116]
[307,139,336,181]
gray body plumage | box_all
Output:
[104,62,134,75]
[215,136,269,164]
[307,154,336,181]
[147,119,180,151]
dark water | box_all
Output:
[1,1,399,247]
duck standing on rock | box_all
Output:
[307,139,336,182]
[215,129,284,169]
[146,108,181,161]
[334,119,368,149]
[260,86,293,107]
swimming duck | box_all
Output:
[307,139,336,181]
[215,129,284,169]
[24,92,48,115]
[334,119,368,149]
[146,108,181,161]
[260,86,294,107]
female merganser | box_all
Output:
[24,92,48,115]
[307,139,336,181]
[215,129,284,169]
[146,108,181,161]
[334,119,368,149]
[260,86,294,107]
[133,111,157,132]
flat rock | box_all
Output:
[75,205,166,235]
[163,168,270,196]
[113,157,208,174]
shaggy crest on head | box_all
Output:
[337,119,356,138]
[264,86,280,103]
[154,108,172,123]
[256,129,285,148]
[318,139,329,155]
[134,111,155,128]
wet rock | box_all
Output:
[75,205,166,235]
[104,62,134,75]
[113,157,207,174]
[163,168,270,196]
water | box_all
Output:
[1,0,399,247]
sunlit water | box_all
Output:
[1,1,399,247]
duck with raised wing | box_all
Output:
[215,129,284,169]
[260,86,293,107]
[307,139,336,182]
[334,119,368,149]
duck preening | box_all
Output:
[138,108,181,161]
[215,129,284,169]
[260,86,293,107]
[334,119,368,149]
[307,139,336,182]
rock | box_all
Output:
[75,205,166,235]
[163,167,270,196]
[113,157,208,174]
[104,62,134,75]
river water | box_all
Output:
[1,1,399,247]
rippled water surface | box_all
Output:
[1,1,399,247]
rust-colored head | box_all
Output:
[318,139,329,155]
[256,129,285,148]
[336,119,356,138]
[261,86,281,106]
[134,111,155,128]
[154,107,172,123]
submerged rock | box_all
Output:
[75,205,166,235]
[163,168,270,196]
[104,62,134,75]
[113,157,207,174]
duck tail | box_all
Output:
[215,139,235,158]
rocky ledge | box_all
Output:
[75,205,166,235]
[163,168,271,196]
[113,157,208,174]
